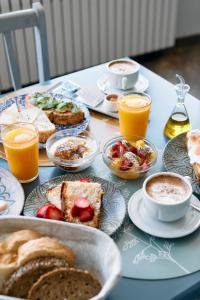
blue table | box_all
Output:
[1,61,200,300]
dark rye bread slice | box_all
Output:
[28,267,102,300]
[2,257,69,299]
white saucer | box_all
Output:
[128,189,200,238]
[97,74,149,95]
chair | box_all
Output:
[0,2,50,91]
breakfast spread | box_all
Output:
[26,92,84,125]
[186,129,200,183]
[36,179,104,228]
[0,229,101,299]
[105,138,155,179]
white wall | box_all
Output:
[176,0,200,38]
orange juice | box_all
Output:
[118,93,151,138]
[2,124,39,182]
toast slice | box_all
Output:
[28,267,101,300]
[2,257,69,298]
[186,129,200,183]
[33,110,55,143]
[61,181,103,228]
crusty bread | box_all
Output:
[186,130,200,183]
[53,110,84,125]
[61,181,103,228]
[28,267,101,300]
[2,257,69,298]
[33,110,56,143]
[0,230,43,287]
[46,184,62,209]
[17,237,75,267]
[3,230,43,253]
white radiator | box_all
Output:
[0,0,178,92]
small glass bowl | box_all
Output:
[46,130,99,172]
[102,136,157,180]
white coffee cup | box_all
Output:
[143,172,192,222]
[107,59,140,90]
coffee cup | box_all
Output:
[107,59,140,90]
[143,172,192,222]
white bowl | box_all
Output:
[0,216,121,300]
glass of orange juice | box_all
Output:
[118,93,151,138]
[2,123,39,183]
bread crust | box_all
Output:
[28,267,101,300]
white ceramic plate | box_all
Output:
[128,189,200,239]
[23,174,126,236]
[97,74,149,95]
[0,167,24,215]
[0,216,121,300]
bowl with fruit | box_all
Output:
[102,136,157,179]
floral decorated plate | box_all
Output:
[0,167,24,215]
[0,93,90,149]
[163,133,200,194]
[23,174,126,236]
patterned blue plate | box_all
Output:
[0,93,90,149]
[0,167,24,215]
[23,174,126,236]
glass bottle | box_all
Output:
[164,75,191,139]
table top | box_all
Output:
[1,61,200,300]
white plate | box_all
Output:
[0,167,24,215]
[97,74,149,95]
[128,189,200,239]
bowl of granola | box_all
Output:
[46,130,99,172]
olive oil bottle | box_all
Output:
[164,75,191,139]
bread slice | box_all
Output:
[33,110,55,143]
[28,267,101,300]
[2,257,69,298]
[17,237,75,267]
[46,184,62,209]
[61,181,103,228]
[186,129,200,183]
[53,110,84,125]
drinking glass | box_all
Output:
[1,123,39,183]
[118,92,151,138]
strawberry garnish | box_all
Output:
[111,141,127,158]
[119,159,133,171]
[36,204,50,218]
[71,196,90,218]
[79,206,94,222]
[79,178,91,182]
[37,204,64,221]
[129,146,138,155]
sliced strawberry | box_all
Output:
[120,159,133,171]
[71,205,79,217]
[45,205,64,221]
[71,196,90,218]
[36,204,50,218]
[79,177,91,182]
[141,159,149,171]
[129,146,138,155]
[79,206,94,222]
[74,196,90,209]
[112,150,120,158]
[112,141,127,157]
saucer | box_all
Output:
[97,74,149,95]
[128,189,200,238]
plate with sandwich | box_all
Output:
[0,93,90,149]
[23,174,126,236]
[163,130,200,193]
